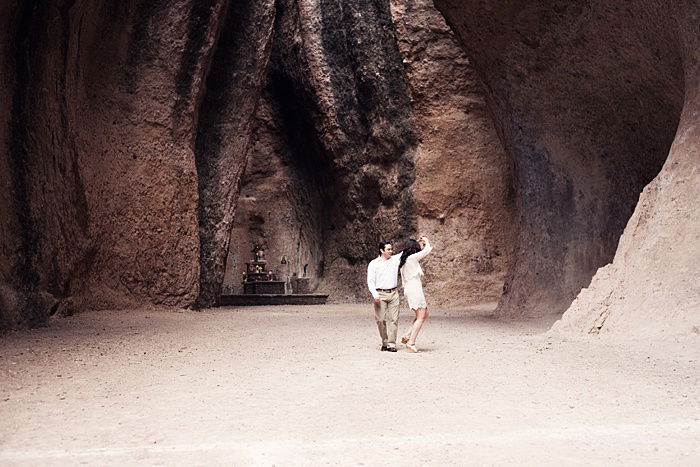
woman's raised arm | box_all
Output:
[410,237,432,261]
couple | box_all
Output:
[366,236,432,353]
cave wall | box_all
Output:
[390,0,517,307]
[0,0,275,327]
[68,0,223,310]
[1,1,97,327]
[223,87,326,294]
[1,0,427,327]
[223,0,421,302]
[223,0,518,306]
[435,0,698,332]
[554,5,700,335]
[5,0,695,332]
[0,0,20,326]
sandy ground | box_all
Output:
[0,303,698,466]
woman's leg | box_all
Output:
[408,307,429,344]
[402,311,418,343]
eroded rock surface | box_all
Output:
[390,0,517,306]
[3,0,696,334]
[225,0,419,301]
[436,0,699,332]
[0,0,274,326]
[224,0,517,306]
[195,0,276,307]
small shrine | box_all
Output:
[218,243,328,306]
[242,245,285,294]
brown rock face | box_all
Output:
[225,0,420,301]
[390,0,517,306]
[5,0,695,334]
[435,0,699,332]
[0,1,274,327]
[224,0,517,306]
[554,6,700,336]
[195,0,276,306]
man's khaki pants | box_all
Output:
[374,289,399,347]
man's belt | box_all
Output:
[376,288,397,293]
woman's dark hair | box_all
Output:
[399,239,422,271]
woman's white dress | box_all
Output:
[400,240,433,310]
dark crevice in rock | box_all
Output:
[223,0,417,300]
[195,0,253,186]
[194,0,276,306]
[267,69,330,186]
[318,0,367,152]
[124,0,169,89]
[7,2,50,326]
[59,1,77,136]
[172,0,221,130]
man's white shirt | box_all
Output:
[367,253,402,299]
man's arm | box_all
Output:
[367,261,380,302]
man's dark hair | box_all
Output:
[379,241,391,252]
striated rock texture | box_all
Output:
[5,0,696,334]
[1,0,424,326]
[195,0,276,306]
[0,0,275,327]
[390,0,517,307]
[225,0,420,301]
[435,0,699,332]
[224,0,517,305]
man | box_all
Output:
[367,241,402,352]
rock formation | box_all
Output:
[0,0,432,326]
[224,0,420,302]
[435,0,699,333]
[194,0,276,306]
[2,0,697,335]
[0,0,275,327]
[390,0,517,307]
[223,0,517,306]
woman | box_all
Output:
[399,235,432,352]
